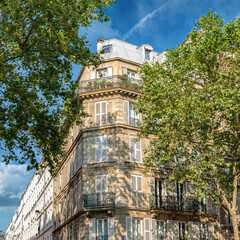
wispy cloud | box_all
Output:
[122,2,168,40]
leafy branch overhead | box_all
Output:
[137,10,240,239]
[0,0,115,173]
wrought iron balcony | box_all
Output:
[150,196,206,213]
[78,75,142,93]
[83,192,115,208]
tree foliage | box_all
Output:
[137,10,240,239]
[0,0,115,172]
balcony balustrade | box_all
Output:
[83,192,115,208]
[150,196,206,213]
[79,75,142,93]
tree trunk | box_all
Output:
[231,211,239,240]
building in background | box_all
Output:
[6,167,53,240]
[0,230,6,240]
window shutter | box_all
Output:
[108,217,114,240]
[102,175,108,192]
[136,139,141,163]
[130,137,135,162]
[123,100,129,124]
[107,101,113,124]
[107,67,113,77]
[126,217,132,240]
[151,219,156,240]
[95,136,101,163]
[137,176,142,191]
[102,102,107,125]
[144,219,150,240]
[90,70,95,80]
[149,178,155,208]
[102,136,108,162]
[208,222,214,240]
[76,143,82,170]
[167,220,173,240]
[89,218,96,240]
[96,176,102,192]
[95,103,100,126]
[131,176,137,206]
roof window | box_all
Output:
[103,45,111,53]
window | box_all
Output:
[96,175,108,193]
[97,219,108,240]
[65,164,68,185]
[95,101,107,126]
[127,70,136,79]
[177,183,185,210]
[76,143,82,170]
[126,218,143,240]
[123,101,140,127]
[129,103,140,126]
[155,180,163,208]
[130,137,141,163]
[131,175,143,207]
[199,224,206,240]
[156,221,165,240]
[95,136,107,163]
[70,155,74,179]
[97,69,107,78]
[145,49,151,61]
[103,45,111,53]
[179,222,186,240]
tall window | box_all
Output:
[179,222,186,240]
[97,69,107,78]
[131,175,143,207]
[123,100,140,127]
[95,101,107,126]
[156,221,165,240]
[199,224,206,240]
[130,137,141,163]
[97,219,108,240]
[127,70,136,79]
[132,219,142,240]
[95,136,107,163]
[155,180,163,208]
[145,49,151,61]
[177,183,185,210]
[96,175,108,206]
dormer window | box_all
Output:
[145,49,151,61]
[103,45,111,53]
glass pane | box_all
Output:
[98,219,103,237]
[104,219,108,238]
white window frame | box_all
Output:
[95,136,108,163]
[97,69,107,78]
[127,70,136,79]
[95,101,107,126]
[130,136,142,163]
[97,219,108,239]
[132,219,143,240]
[156,220,165,240]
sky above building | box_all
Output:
[1,0,240,234]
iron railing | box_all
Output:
[150,196,206,213]
[78,75,142,93]
[83,192,115,208]
[96,236,108,240]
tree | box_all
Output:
[136,10,240,239]
[0,0,115,173]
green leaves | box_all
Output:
[0,0,115,173]
[137,10,240,213]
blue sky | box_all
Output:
[1,0,240,234]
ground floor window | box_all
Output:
[97,219,108,240]
[156,221,165,240]
[200,224,207,240]
[132,219,142,240]
[179,222,186,240]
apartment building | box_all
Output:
[52,38,220,240]
[6,167,53,240]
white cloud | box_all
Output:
[0,163,33,201]
[122,2,168,40]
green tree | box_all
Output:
[0,0,115,173]
[137,10,240,239]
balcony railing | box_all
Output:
[84,192,115,208]
[129,117,140,127]
[79,75,142,93]
[96,236,108,240]
[150,196,206,213]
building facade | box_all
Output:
[52,38,219,240]
[6,167,53,240]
